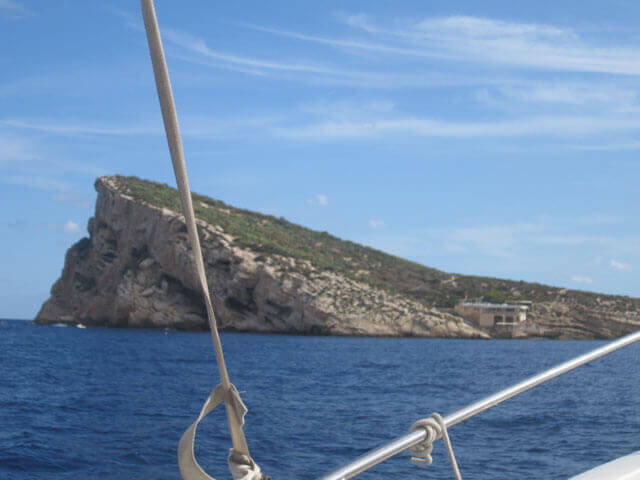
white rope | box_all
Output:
[410,413,462,480]
[140,1,260,478]
[178,385,263,480]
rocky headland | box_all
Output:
[36,176,640,339]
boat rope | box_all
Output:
[410,413,462,480]
[140,1,264,478]
[178,385,264,480]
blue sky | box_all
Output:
[1,0,640,318]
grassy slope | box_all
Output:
[113,175,640,312]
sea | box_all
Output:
[1,319,639,480]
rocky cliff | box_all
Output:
[36,176,640,339]
[36,177,487,337]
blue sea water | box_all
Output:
[1,319,639,480]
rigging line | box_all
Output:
[320,329,640,479]
[140,0,250,458]
[410,413,462,480]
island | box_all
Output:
[35,176,640,339]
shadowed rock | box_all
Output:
[35,176,640,339]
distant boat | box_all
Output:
[76,324,87,329]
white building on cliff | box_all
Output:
[454,301,530,328]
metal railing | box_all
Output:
[319,330,640,480]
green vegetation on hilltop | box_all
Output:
[113,175,640,312]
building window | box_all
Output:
[494,315,503,325]
[506,316,514,323]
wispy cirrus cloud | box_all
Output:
[420,215,638,262]
[0,135,39,165]
[356,212,639,293]
[3,115,281,140]
[339,14,640,76]
[52,192,93,209]
[241,23,438,60]
[569,140,640,151]
[572,275,594,284]
[445,222,544,258]
[164,29,342,77]
[106,6,141,31]
[246,14,640,76]
[11,107,640,145]
[611,259,633,271]
[0,0,30,18]
[110,10,507,89]
[272,113,640,141]
[3,119,159,137]
[162,27,479,88]
[1,173,94,210]
[15,11,640,148]
[2,172,93,208]
[4,175,74,193]
[477,83,639,108]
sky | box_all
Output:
[1,0,640,319]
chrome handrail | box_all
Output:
[319,330,640,480]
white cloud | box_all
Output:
[242,23,436,60]
[164,28,348,77]
[369,219,385,228]
[44,221,83,235]
[273,113,640,141]
[571,275,594,284]
[343,14,640,76]
[63,221,82,235]
[307,194,328,207]
[11,109,640,144]
[251,14,640,76]
[316,194,328,206]
[4,115,279,140]
[611,259,632,271]
[483,83,638,107]
[157,24,501,88]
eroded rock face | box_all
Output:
[527,301,640,339]
[35,177,487,338]
[36,177,640,339]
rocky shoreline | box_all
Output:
[36,176,640,339]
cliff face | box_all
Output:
[36,177,487,338]
[36,176,640,339]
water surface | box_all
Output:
[1,320,638,479]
